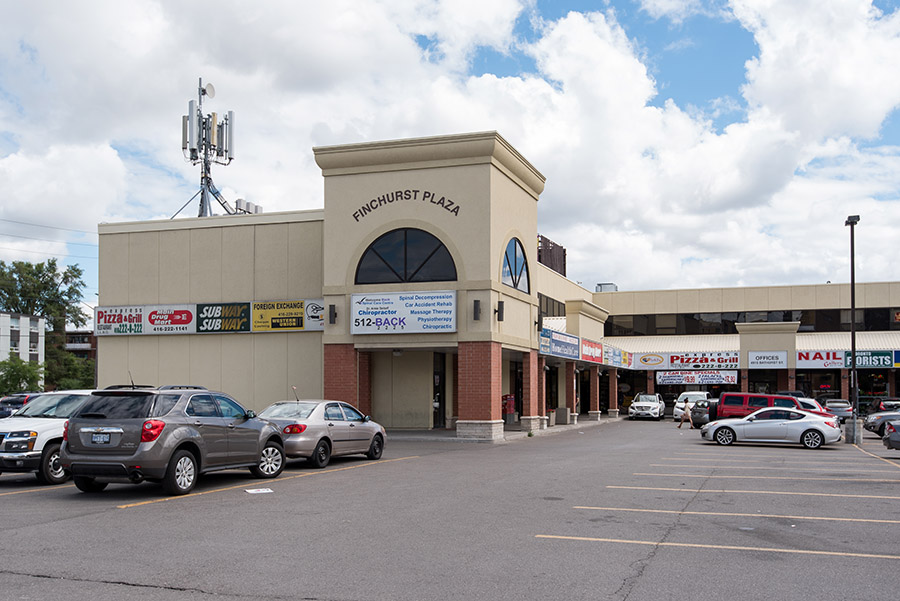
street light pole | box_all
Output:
[845,215,860,444]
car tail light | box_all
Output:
[283,424,307,435]
[63,420,69,441]
[141,420,165,442]
[888,423,896,435]
[825,420,837,429]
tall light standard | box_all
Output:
[845,215,860,443]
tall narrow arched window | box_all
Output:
[501,238,530,293]
[355,228,457,284]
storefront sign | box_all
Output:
[95,306,145,336]
[351,189,461,222]
[604,346,633,369]
[580,339,604,364]
[657,370,738,385]
[796,351,844,369]
[846,350,893,368]
[197,303,251,333]
[633,352,738,370]
[895,350,900,368]
[252,300,324,332]
[539,329,579,360]
[350,291,456,334]
[748,351,787,369]
[145,305,196,334]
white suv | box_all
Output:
[0,390,94,484]
[673,391,711,421]
[629,393,666,420]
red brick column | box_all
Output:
[777,370,789,391]
[589,366,600,412]
[646,370,655,394]
[608,368,619,415]
[889,369,896,397]
[565,361,576,414]
[522,350,538,417]
[741,369,750,392]
[457,341,501,421]
[841,369,850,399]
[324,343,356,403]
[787,368,796,392]
[538,356,546,414]
[358,351,372,416]
[452,354,459,420]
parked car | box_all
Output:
[672,391,711,421]
[60,386,285,495]
[864,409,900,438]
[628,393,665,420]
[257,399,385,468]
[690,399,712,426]
[776,390,807,398]
[0,392,42,418]
[709,392,834,421]
[823,399,853,424]
[701,407,842,449]
[0,390,94,484]
[882,421,900,450]
[864,397,900,415]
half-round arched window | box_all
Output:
[355,228,457,284]
[501,238,530,293]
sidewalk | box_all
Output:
[386,414,625,443]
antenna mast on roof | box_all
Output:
[174,78,249,218]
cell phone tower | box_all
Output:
[174,78,249,218]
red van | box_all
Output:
[709,393,833,421]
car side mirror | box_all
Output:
[363,415,371,423]
[246,410,256,419]
[747,416,755,422]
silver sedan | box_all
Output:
[257,400,385,468]
[701,407,842,449]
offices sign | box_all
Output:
[748,351,788,369]
[350,291,456,334]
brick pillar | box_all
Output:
[565,361,576,424]
[646,370,654,394]
[777,370,789,391]
[608,368,619,416]
[451,354,459,427]
[538,356,546,414]
[521,350,541,433]
[324,343,358,404]
[841,368,850,399]
[787,368,796,392]
[456,341,503,440]
[586,365,601,421]
[741,369,749,392]
[357,351,372,415]
[889,369,896,397]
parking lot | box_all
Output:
[1,418,899,601]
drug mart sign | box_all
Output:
[351,291,456,334]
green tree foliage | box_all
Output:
[0,259,88,332]
[0,353,44,394]
[0,259,93,390]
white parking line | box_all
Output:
[573,506,900,524]
[651,464,900,474]
[608,485,900,500]
[634,472,900,483]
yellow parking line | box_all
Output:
[634,472,900,483]
[853,444,900,469]
[608,485,900,500]
[535,535,900,560]
[0,484,74,497]
[574,506,900,524]
[651,464,900,474]
[117,456,418,509]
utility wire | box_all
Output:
[0,232,98,247]
[0,217,97,236]
[0,245,98,260]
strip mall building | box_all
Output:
[95,132,900,440]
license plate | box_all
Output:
[91,433,110,444]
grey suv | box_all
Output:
[60,386,285,495]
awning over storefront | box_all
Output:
[796,332,900,351]
[602,335,739,354]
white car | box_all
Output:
[701,407,842,449]
[628,393,666,420]
[672,391,710,421]
[0,390,94,484]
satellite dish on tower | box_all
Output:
[204,82,216,98]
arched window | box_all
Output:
[355,228,457,284]
[501,238,529,293]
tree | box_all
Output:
[0,259,90,390]
[0,353,43,394]
[0,259,88,332]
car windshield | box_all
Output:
[13,393,87,418]
[259,402,318,419]
[75,394,154,419]
[635,395,656,403]
[827,401,851,408]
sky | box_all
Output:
[2,0,900,316]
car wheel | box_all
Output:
[366,434,384,460]
[163,449,198,495]
[307,439,331,469]
[36,442,69,485]
[73,476,108,493]
[801,429,824,449]
[250,441,285,478]
[714,427,735,446]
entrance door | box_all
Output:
[433,352,446,429]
